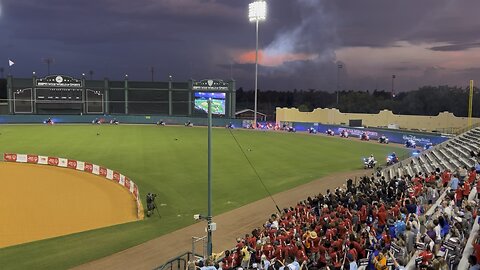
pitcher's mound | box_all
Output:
[0,162,138,248]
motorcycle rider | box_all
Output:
[368,154,376,163]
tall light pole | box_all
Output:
[391,74,396,98]
[150,66,155,82]
[249,0,267,128]
[206,99,213,257]
[336,64,343,106]
[468,80,474,127]
[42,58,54,75]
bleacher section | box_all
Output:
[381,127,480,269]
[382,127,480,181]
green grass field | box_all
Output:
[0,125,409,269]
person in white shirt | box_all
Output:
[433,219,442,241]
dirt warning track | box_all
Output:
[0,162,138,248]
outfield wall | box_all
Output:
[0,114,243,127]
[3,153,144,219]
[287,122,450,146]
[276,108,480,133]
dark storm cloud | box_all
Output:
[334,0,480,47]
[0,0,479,91]
[429,43,480,52]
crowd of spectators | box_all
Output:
[193,157,480,270]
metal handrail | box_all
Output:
[154,252,202,270]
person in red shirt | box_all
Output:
[426,172,436,184]
[347,243,358,261]
[468,168,477,184]
[463,180,471,199]
[308,231,321,262]
[419,247,434,266]
[235,238,245,250]
[442,170,452,187]
[261,239,274,260]
[273,245,283,262]
[329,246,343,269]
[222,250,235,270]
[317,242,328,267]
[377,206,387,231]
[360,205,367,223]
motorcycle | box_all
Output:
[360,133,370,141]
[378,136,389,144]
[405,139,416,148]
[424,143,433,150]
[340,130,349,138]
[325,129,335,136]
[308,127,317,134]
[386,154,399,166]
[364,158,377,169]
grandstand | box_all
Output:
[384,127,480,181]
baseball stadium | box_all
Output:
[1,70,479,270]
[2,1,480,270]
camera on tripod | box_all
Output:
[146,193,160,218]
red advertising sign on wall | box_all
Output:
[84,163,93,173]
[67,160,77,169]
[4,153,17,162]
[48,157,59,166]
[133,185,139,199]
[124,178,131,189]
[113,172,120,182]
[99,167,107,177]
[27,155,39,164]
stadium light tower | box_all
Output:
[249,0,267,128]
[336,64,343,106]
[391,74,396,98]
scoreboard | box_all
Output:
[36,88,83,103]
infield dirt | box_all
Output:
[0,162,138,248]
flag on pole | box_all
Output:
[8,59,14,67]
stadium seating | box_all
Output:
[383,127,480,181]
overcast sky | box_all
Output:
[1,0,479,92]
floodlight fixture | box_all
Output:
[249,1,267,22]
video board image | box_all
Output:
[194,92,226,115]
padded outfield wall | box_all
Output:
[276,107,480,133]
[284,122,450,146]
[0,114,244,127]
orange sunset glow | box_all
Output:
[234,50,318,67]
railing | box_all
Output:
[155,236,207,270]
[154,252,201,270]
[438,123,480,135]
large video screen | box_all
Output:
[194,92,226,115]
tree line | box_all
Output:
[236,85,480,120]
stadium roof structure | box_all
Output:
[235,109,266,116]
[235,109,267,121]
